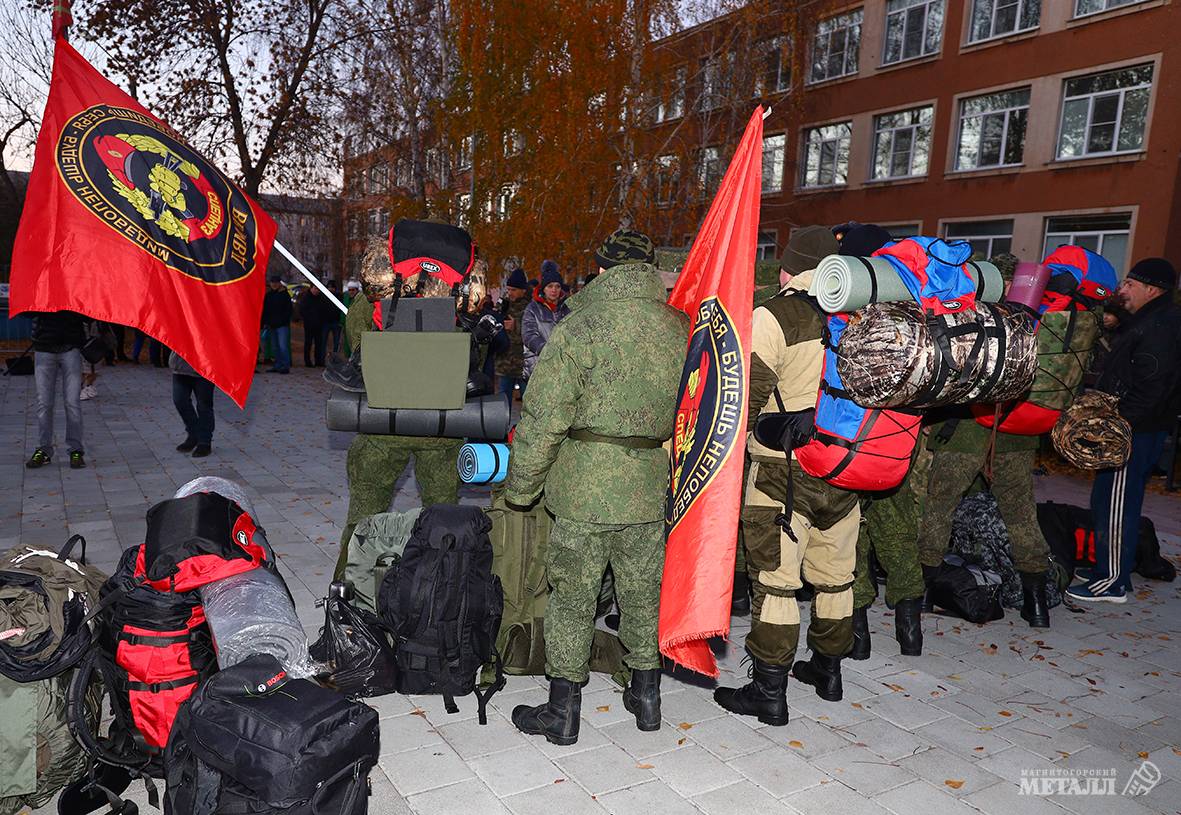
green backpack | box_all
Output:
[343,509,422,613]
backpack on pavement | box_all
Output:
[341,509,421,613]
[164,654,379,815]
[378,505,504,723]
[929,553,1005,624]
[1037,500,1176,582]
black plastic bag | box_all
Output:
[929,554,1004,624]
[310,583,398,699]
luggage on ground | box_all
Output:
[310,582,399,699]
[928,554,1005,624]
[378,505,504,723]
[341,509,422,613]
[164,654,379,815]
[1037,500,1176,582]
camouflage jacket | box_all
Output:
[503,263,689,523]
[494,296,529,378]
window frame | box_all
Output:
[654,154,679,206]
[762,133,786,194]
[1055,64,1153,161]
[696,145,722,198]
[799,121,852,188]
[943,218,1015,259]
[953,87,1031,171]
[756,230,778,261]
[1072,0,1145,19]
[1042,213,1132,275]
[808,9,862,85]
[966,0,1040,44]
[870,105,934,180]
[881,0,944,67]
[754,36,791,97]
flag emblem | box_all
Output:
[56,104,261,284]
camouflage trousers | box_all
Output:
[742,461,859,666]
[544,517,664,683]
[336,434,461,577]
[917,447,1049,574]
[853,446,930,609]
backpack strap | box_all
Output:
[474,644,505,726]
[59,533,87,564]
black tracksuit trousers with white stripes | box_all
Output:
[1088,431,1167,593]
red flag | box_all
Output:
[660,107,762,677]
[10,39,276,407]
[51,0,72,40]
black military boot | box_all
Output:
[512,678,581,745]
[623,668,662,731]
[850,606,871,660]
[323,348,364,392]
[713,656,790,726]
[730,571,751,617]
[792,652,843,702]
[921,564,940,613]
[1020,571,1050,629]
[894,597,923,656]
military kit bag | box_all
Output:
[1051,390,1132,470]
[1037,501,1176,582]
[378,505,505,724]
[928,554,1005,624]
[164,654,380,815]
[340,509,422,613]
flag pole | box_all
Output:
[273,240,348,315]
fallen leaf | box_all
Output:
[980,726,993,731]
[947,674,962,681]
[998,711,1013,717]
[1147,672,1160,677]
[788,740,803,748]
[636,763,654,769]
[1138,752,1149,759]
[851,702,864,709]
[554,779,565,784]
[410,708,427,717]
[1085,678,1097,685]
[1172,748,1181,757]
[677,738,686,745]
[945,779,965,790]
[1079,649,1104,656]
[885,683,905,692]
[678,722,693,730]
[817,715,830,721]
[974,746,984,752]
[854,741,868,748]
[1057,751,1071,758]
[596,706,610,712]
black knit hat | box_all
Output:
[595,229,656,269]
[1126,257,1176,291]
[838,224,893,257]
[505,267,528,290]
[781,226,838,276]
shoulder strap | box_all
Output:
[60,534,87,564]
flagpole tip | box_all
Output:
[762,107,772,120]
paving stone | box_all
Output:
[501,777,607,815]
[692,779,796,815]
[595,780,700,815]
[991,717,1094,761]
[913,713,1016,759]
[469,744,565,797]
[379,711,444,755]
[436,710,530,760]
[555,744,655,796]
[897,746,1004,797]
[728,746,830,798]
[760,715,854,760]
[961,781,1071,815]
[839,716,934,761]
[783,779,893,815]
[380,743,474,796]
[678,714,771,760]
[859,690,950,731]
[810,745,917,797]
[406,778,508,815]
[647,744,741,797]
[874,778,981,815]
[1065,716,1166,761]
[598,719,689,759]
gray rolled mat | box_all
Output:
[810,254,1004,313]
[199,567,318,679]
[327,388,511,440]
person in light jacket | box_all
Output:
[522,260,571,380]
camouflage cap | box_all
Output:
[595,229,656,270]
[990,252,1019,281]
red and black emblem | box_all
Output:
[667,297,745,531]
[55,104,261,284]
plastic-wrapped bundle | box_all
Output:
[458,443,510,484]
[198,567,318,679]
[810,254,1003,313]
[172,476,274,560]
[1052,390,1132,470]
[834,300,1038,409]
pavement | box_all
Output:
[5,362,1181,815]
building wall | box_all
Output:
[260,195,345,284]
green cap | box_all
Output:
[595,229,656,269]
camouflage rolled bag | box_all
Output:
[1052,390,1132,470]
[483,488,627,686]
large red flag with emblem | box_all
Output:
[10,38,276,407]
[660,107,761,676]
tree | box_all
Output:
[0,2,55,212]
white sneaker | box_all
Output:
[80,385,97,400]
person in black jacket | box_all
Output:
[1068,257,1181,603]
[261,276,293,374]
[298,285,326,367]
[26,311,88,469]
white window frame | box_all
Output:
[944,219,1015,259]
[696,146,722,197]
[655,154,679,206]
[967,0,1040,43]
[1073,0,1144,19]
[882,0,944,66]
[455,193,472,229]
[755,36,791,97]
[700,53,734,112]
[1042,214,1132,275]
[1056,64,1153,160]
[809,9,862,84]
[458,135,474,171]
[955,87,1030,171]
[762,134,786,194]
[870,105,933,180]
[800,122,852,188]
[494,183,518,221]
[756,230,778,261]
[658,66,686,122]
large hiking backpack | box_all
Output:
[341,509,422,613]
[973,246,1118,435]
[1037,501,1176,582]
[164,654,379,815]
[378,505,504,723]
[0,536,105,815]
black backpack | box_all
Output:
[1037,501,1176,582]
[378,505,504,723]
[164,654,379,815]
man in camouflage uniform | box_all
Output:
[334,239,462,578]
[715,227,859,726]
[505,229,687,746]
[495,267,530,399]
[916,254,1053,628]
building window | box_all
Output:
[800,122,851,187]
[367,208,383,236]
[884,223,920,240]
[1074,0,1143,17]
[494,184,517,220]
[455,193,472,229]
[871,106,933,180]
[968,0,1040,42]
[458,135,474,171]
[367,162,388,195]
[762,134,786,194]
[347,213,361,240]
[503,130,524,157]
[394,158,411,189]
[658,66,686,121]
[696,146,722,197]
[700,53,734,112]
[945,219,1014,259]
[1043,213,1131,277]
[1057,64,1152,160]
[809,9,861,84]
[655,154,679,206]
[882,0,943,65]
[756,231,778,260]
[955,88,1029,171]
[755,36,791,96]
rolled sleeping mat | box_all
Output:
[1051,390,1132,470]
[458,443,510,484]
[810,254,1004,313]
[198,566,319,679]
[327,389,511,440]
[835,300,1038,410]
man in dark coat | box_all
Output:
[261,276,293,373]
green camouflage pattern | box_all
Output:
[853,444,930,609]
[595,229,656,268]
[1026,309,1100,413]
[990,252,1019,281]
[503,263,688,523]
[543,517,664,683]
[917,447,1049,574]
[493,296,529,378]
[927,412,1039,454]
